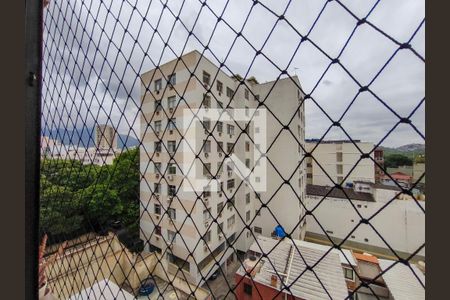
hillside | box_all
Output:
[381,143,425,159]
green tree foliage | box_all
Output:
[40,148,140,244]
[384,153,413,168]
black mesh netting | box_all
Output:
[39,0,425,299]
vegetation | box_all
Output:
[384,153,413,168]
[40,148,141,250]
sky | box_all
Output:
[42,0,425,148]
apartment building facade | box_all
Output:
[306,140,375,186]
[305,181,425,259]
[139,50,306,285]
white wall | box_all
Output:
[305,194,425,257]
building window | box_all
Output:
[244,89,249,100]
[168,163,176,175]
[217,162,223,174]
[227,143,234,154]
[246,211,251,222]
[217,142,224,153]
[218,222,223,235]
[337,164,343,174]
[154,120,162,132]
[203,208,212,221]
[343,268,354,281]
[217,202,224,216]
[203,140,211,153]
[337,176,343,183]
[154,183,161,194]
[307,163,312,168]
[307,173,312,179]
[154,203,161,215]
[203,94,211,108]
[203,163,211,177]
[203,71,211,86]
[167,230,176,243]
[154,79,162,91]
[218,101,223,109]
[203,118,211,131]
[227,179,235,189]
[168,185,176,197]
[227,124,235,135]
[217,80,223,93]
[226,87,233,98]
[245,142,250,152]
[168,118,176,130]
[168,96,176,109]
[155,225,161,236]
[217,121,223,133]
[244,283,252,295]
[154,163,161,174]
[254,94,259,101]
[254,227,262,234]
[245,159,250,168]
[337,152,343,162]
[204,230,211,243]
[168,141,176,153]
[246,193,250,204]
[155,99,162,111]
[227,215,235,229]
[168,73,176,86]
[168,208,176,220]
[245,106,249,116]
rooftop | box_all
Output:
[306,184,375,202]
[378,259,425,300]
[240,236,349,299]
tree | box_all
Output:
[384,154,413,168]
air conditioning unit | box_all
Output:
[169,85,174,90]
[156,111,160,115]
[204,152,209,158]
[155,214,160,220]
[217,174,221,179]
[218,132,222,137]
[156,152,160,157]
[169,130,173,135]
[203,244,208,252]
[156,90,160,94]
[219,92,222,96]
[155,236,160,240]
[229,134,233,138]
[228,171,233,177]
[167,197,173,204]
[169,108,174,113]
[204,83,210,89]
[155,173,160,179]
[219,152,222,157]
[219,234,224,240]
[155,194,160,200]
[203,198,209,204]
[168,175,174,181]
[155,131,160,136]
[205,220,210,227]
[219,192,222,197]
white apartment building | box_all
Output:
[96,124,118,149]
[305,181,425,259]
[139,50,306,285]
[306,140,375,186]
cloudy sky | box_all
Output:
[42,0,425,148]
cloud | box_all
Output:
[42,0,425,148]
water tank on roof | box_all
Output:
[274,225,286,238]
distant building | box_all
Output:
[305,181,425,259]
[306,140,375,186]
[380,171,413,188]
[235,236,349,300]
[96,124,118,149]
[374,147,384,183]
[40,136,64,158]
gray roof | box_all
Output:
[306,184,375,202]
[242,236,349,299]
[379,259,425,300]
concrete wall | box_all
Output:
[305,195,425,258]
